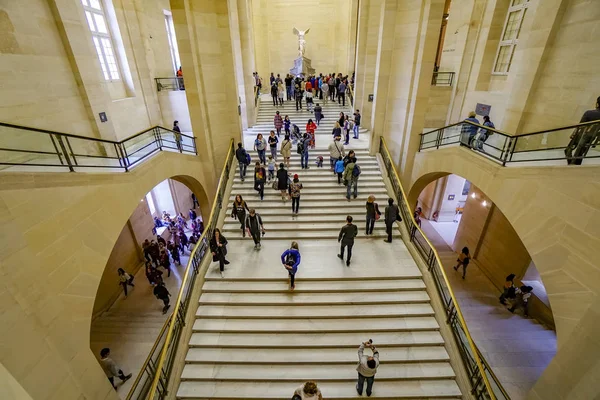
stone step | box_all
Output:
[191,317,440,333]
[226,215,377,224]
[180,362,455,382]
[221,222,390,232]
[223,231,398,240]
[233,175,382,183]
[236,160,379,167]
[201,279,426,293]
[244,150,372,156]
[198,291,430,305]
[195,304,434,319]
[233,170,382,179]
[226,193,387,202]
[187,331,445,349]
[176,380,462,399]
[225,206,375,216]
[229,188,386,198]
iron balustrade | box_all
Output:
[155,77,185,91]
[432,71,456,86]
[379,137,508,400]
[419,120,600,166]
[0,122,197,172]
[131,139,234,400]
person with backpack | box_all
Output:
[343,159,360,201]
[245,208,265,250]
[508,285,533,317]
[289,174,303,215]
[384,198,400,243]
[353,110,361,139]
[328,136,345,170]
[280,134,293,168]
[314,103,323,125]
[343,150,357,166]
[235,142,249,182]
[254,133,267,165]
[291,123,302,142]
[299,133,310,169]
[253,161,266,200]
[500,273,517,305]
[268,130,279,161]
[153,282,171,313]
[281,241,301,290]
[453,247,471,279]
[231,194,250,237]
[274,111,283,136]
[276,163,290,201]
[338,215,358,266]
[334,156,345,184]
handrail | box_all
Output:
[477,347,511,400]
[0,122,197,172]
[144,139,235,400]
[379,137,500,399]
[419,119,600,166]
[155,77,185,92]
[432,71,455,86]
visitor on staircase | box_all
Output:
[290,174,303,215]
[384,198,400,243]
[294,84,304,111]
[343,158,360,201]
[253,161,266,200]
[335,156,345,184]
[365,195,382,235]
[328,75,336,101]
[153,282,171,313]
[100,348,132,390]
[314,103,323,125]
[285,74,293,101]
[343,115,351,145]
[254,133,267,165]
[299,133,310,170]
[356,340,380,397]
[278,81,285,106]
[293,381,323,400]
[274,111,283,136]
[231,194,250,237]
[235,142,249,182]
[284,115,291,136]
[281,241,301,290]
[306,88,314,112]
[338,112,346,130]
[210,228,229,278]
[332,121,342,141]
[338,80,347,107]
[280,134,293,168]
[328,136,345,170]
[353,109,361,139]
[270,81,278,107]
[245,209,265,250]
[267,156,275,181]
[306,118,317,148]
[117,268,135,297]
[268,131,279,160]
[276,163,289,201]
[321,79,329,103]
[338,215,358,266]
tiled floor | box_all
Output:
[420,219,557,400]
[89,246,188,397]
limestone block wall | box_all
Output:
[0,152,211,400]
[252,0,353,76]
[408,146,600,399]
[424,86,453,128]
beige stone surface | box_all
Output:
[409,145,600,399]
[0,151,212,400]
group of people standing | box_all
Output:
[266,72,353,109]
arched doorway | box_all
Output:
[410,172,556,400]
[89,176,207,397]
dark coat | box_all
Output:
[210,234,228,261]
[277,168,289,190]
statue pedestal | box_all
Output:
[290,56,315,76]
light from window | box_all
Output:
[81,0,120,80]
[146,193,156,215]
[164,13,181,75]
[493,0,529,74]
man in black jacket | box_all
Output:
[384,198,401,243]
[235,142,248,182]
[338,215,358,266]
[245,209,265,250]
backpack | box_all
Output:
[463,256,470,266]
[285,251,297,266]
[297,142,304,154]
[245,153,251,165]
[352,164,361,177]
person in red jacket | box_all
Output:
[306,119,317,149]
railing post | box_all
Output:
[64,137,78,166]
[54,135,75,172]
[436,128,443,149]
[155,127,163,150]
[450,72,454,87]
[119,143,129,172]
[49,134,65,166]
[508,136,518,164]
[418,133,423,152]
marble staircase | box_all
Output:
[174,97,463,399]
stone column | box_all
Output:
[170,0,241,194]
[346,0,360,75]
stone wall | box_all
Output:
[252,0,354,77]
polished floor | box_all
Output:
[420,219,557,400]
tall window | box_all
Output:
[81,0,120,80]
[493,0,529,74]
[164,12,181,75]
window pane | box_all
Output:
[93,13,108,34]
[494,45,514,73]
[503,10,522,41]
[101,38,120,80]
[89,0,102,10]
[146,194,156,215]
[85,11,96,32]
[92,37,110,80]
[511,0,525,5]
[81,0,90,6]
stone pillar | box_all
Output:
[346,0,360,74]
[170,0,241,194]
[228,0,257,130]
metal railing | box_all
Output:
[0,122,196,172]
[129,139,234,400]
[432,71,455,86]
[155,77,185,91]
[379,137,508,400]
[419,120,600,166]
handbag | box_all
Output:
[375,213,381,221]
[271,180,278,190]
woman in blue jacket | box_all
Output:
[281,241,301,290]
